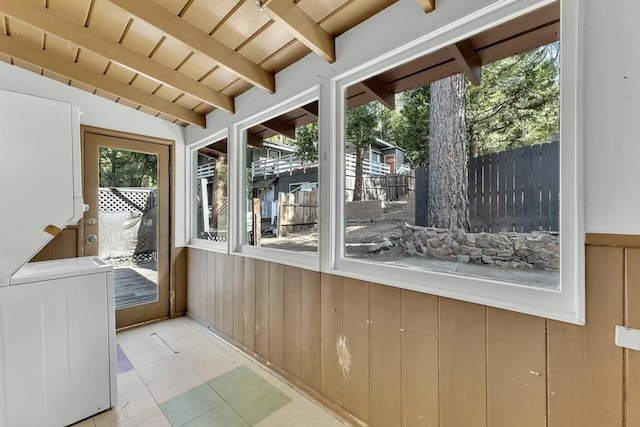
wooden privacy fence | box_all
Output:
[346,173,415,202]
[276,189,318,237]
[416,141,560,232]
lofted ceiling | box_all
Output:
[0,0,437,128]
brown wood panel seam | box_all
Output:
[586,233,640,248]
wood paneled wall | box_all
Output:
[187,243,638,427]
[30,227,79,262]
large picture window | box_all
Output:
[234,94,320,269]
[188,133,228,252]
[342,8,560,288]
[329,0,583,323]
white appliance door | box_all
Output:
[0,272,113,427]
[0,89,81,287]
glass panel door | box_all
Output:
[98,147,159,309]
[83,131,170,328]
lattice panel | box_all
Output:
[99,188,157,213]
[217,197,228,216]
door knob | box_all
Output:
[86,234,98,244]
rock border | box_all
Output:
[400,225,559,270]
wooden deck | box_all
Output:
[113,262,158,309]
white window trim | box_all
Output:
[323,0,585,324]
[186,129,229,254]
[230,88,321,271]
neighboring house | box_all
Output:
[345,137,406,174]
[251,139,404,220]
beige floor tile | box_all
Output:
[145,365,204,403]
[108,318,344,427]
[115,326,154,347]
[191,354,241,382]
[156,328,213,353]
[176,339,242,380]
[93,385,157,427]
[177,341,227,367]
[296,405,348,427]
[71,417,96,426]
[148,317,201,335]
[112,407,171,427]
[135,353,188,384]
[121,337,176,369]
[117,370,144,395]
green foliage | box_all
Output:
[466,42,560,155]
[393,86,430,166]
[99,148,157,188]
[383,42,560,165]
[345,102,382,150]
[294,121,319,162]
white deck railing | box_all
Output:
[344,154,390,176]
[196,163,216,179]
[251,153,390,179]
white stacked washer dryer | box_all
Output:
[0,89,116,427]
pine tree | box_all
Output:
[345,103,379,201]
[427,73,470,230]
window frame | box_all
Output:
[324,0,585,324]
[186,129,229,253]
[229,88,321,271]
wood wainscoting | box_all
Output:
[187,238,638,427]
[30,226,79,262]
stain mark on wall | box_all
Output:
[336,334,352,378]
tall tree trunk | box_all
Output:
[211,156,225,230]
[353,147,364,201]
[428,73,470,231]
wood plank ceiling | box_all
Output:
[250,2,558,146]
[0,0,435,127]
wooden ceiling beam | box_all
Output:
[0,0,235,113]
[107,0,276,94]
[0,35,206,127]
[300,101,319,118]
[247,133,264,149]
[449,40,482,86]
[262,0,336,63]
[261,118,296,139]
[416,0,436,13]
[360,77,395,110]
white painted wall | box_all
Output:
[581,0,640,234]
[0,61,188,246]
[186,0,640,236]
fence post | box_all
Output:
[415,167,428,226]
[253,198,261,246]
[276,192,285,238]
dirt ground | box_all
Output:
[260,201,410,261]
[260,201,559,288]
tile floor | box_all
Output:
[72,317,346,427]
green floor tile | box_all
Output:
[182,403,250,427]
[159,383,224,426]
[207,365,291,425]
